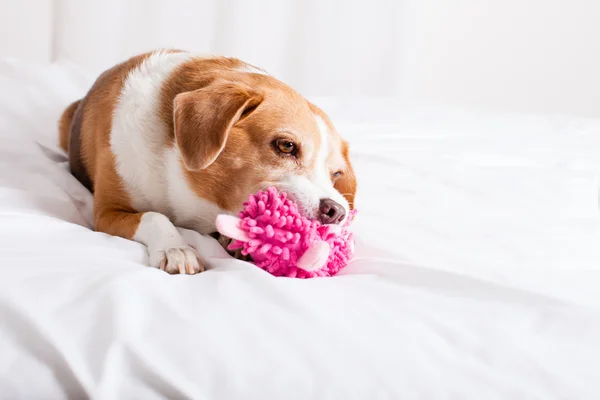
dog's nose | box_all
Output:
[319,198,346,225]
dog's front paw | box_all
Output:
[150,246,205,275]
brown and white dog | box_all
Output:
[58,50,356,275]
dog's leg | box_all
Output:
[95,210,204,274]
[134,212,204,274]
[93,157,204,274]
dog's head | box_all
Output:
[173,71,356,225]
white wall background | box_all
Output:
[1,0,599,117]
[397,0,600,117]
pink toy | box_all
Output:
[215,187,357,278]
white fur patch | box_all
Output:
[278,115,349,221]
[110,50,227,235]
[164,147,229,233]
[314,116,349,213]
[133,212,203,274]
[134,212,187,253]
[111,51,193,214]
[110,52,227,234]
[314,116,333,186]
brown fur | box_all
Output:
[58,100,80,152]
[68,98,93,191]
[59,52,157,238]
[336,141,357,209]
[59,50,357,247]
[173,80,263,171]
[158,58,353,213]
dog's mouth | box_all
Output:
[210,232,254,261]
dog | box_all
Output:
[58,50,356,274]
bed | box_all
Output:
[1,58,600,399]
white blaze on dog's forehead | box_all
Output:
[314,115,349,210]
[314,115,331,183]
[286,113,348,214]
[273,113,349,220]
[314,115,346,174]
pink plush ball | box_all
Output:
[227,187,357,278]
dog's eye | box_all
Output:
[274,139,296,155]
[332,171,343,181]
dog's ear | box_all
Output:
[173,81,262,171]
[335,141,357,209]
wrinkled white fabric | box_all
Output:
[1,59,600,399]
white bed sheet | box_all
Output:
[1,59,600,399]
